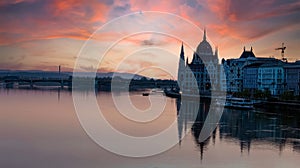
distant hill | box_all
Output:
[96,72,148,80]
[0,70,148,80]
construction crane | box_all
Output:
[275,43,287,62]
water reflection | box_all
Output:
[220,108,300,154]
[176,98,300,160]
[1,89,300,168]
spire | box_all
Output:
[186,57,189,65]
[215,46,218,56]
[203,28,207,41]
[251,46,253,52]
[244,46,246,51]
[180,42,185,60]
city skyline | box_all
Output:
[0,0,300,79]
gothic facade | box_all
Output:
[178,30,219,95]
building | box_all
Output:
[284,63,300,95]
[219,63,227,92]
[222,47,257,93]
[222,47,278,93]
[243,60,300,96]
[258,63,285,96]
[178,29,219,95]
[243,63,264,91]
[177,30,299,97]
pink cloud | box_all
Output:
[0,0,112,46]
[0,0,300,73]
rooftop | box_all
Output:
[239,47,256,59]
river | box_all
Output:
[0,88,299,168]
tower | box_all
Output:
[58,65,61,74]
[203,28,206,41]
[178,42,185,90]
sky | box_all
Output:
[0,0,300,79]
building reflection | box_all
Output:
[176,98,300,160]
[176,98,211,160]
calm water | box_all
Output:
[1,89,300,168]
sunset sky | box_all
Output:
[0,0,300,79]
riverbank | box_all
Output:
[164,90,300,110]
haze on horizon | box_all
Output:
[0,0,300,79]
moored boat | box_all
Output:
[225,97,254,109]
[142,88,164,96]
[142,92,149,96]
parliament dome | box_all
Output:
[196,29,213,55]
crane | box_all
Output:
[275,43,287,62]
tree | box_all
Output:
[280,91,294,101]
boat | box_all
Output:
[142,92,149,96]
[225,97,254,109]
[142,88,164,96]
[165,91,180,98]
[164,88,212,99]
[150,88,164,94]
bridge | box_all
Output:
[0,75,178,91]
[0,76,72,89]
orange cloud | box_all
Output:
[1,0,300,74]
[0,0,113,46]
[89,3,109,23]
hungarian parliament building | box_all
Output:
[177,30,300,96]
